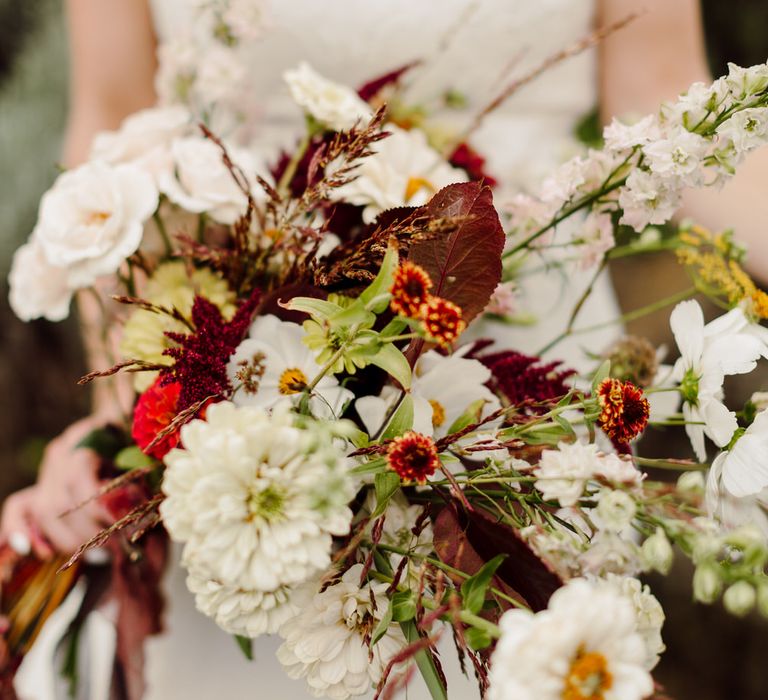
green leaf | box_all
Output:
[370,599,394,646]
[283,297,342,320]
[233,634,253,661]
[379,317,408,337]
[446,398,488,435]
[400,620,448,700]
[373,471,401,517]
[391,590,417,622]
[553,414,576,439]
[591,359,612,392]
[76,426,126,459]
[368,343,411,389]
[329,302,376,328]
[359,242,399,313]
[381,394,414,440]
[349,456,387,477]
[114,446,157,471]
[460,554,507,615]
[464,626,493,651]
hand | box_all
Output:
[0,416,113,558]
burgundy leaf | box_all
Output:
[408,182,504,325]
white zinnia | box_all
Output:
[487,578,654,700]
[330,125,467,224]
[159,136,263,224]
[161,402,354,593]
[284,62,372,132]
[8,237,73,322]
[227,314,353,419]
[34,161,158,287]
[670,300,765,460]
[277,564,405,700]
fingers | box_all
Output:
[0,488,54,559]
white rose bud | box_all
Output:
[676,471,705,494]
[723,581,756,617]
[642,528,673,575]
[596,489,636,532]
[693,564,722,604]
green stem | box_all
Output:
[277,131,311,198]
[634,456,708,471]
[153,210,173,256]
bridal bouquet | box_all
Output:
[8,48,768,700]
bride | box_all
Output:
[5,0,768,697]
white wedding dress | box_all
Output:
[19,1,621,698]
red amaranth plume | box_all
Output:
[160,290,260,411]
[473,343,575,414]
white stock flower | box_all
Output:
[487,578,653,700]
[34,161,158,287]
[708,409,768,499]
[277,564,405,700]
[330,125,467,223]
[595,489,636,532]
[355,348,499,438]
[227,314,353,419]
[670,300,765,460]
[195,44,247,104]
[161,402,353,593]
[716,108,768,154]
[221,0,272,41]
[155,37,199,105]
[642,126,708,184]
[579,530,643,577]
[603,115,659,152]
[8,237,73,322]
[485,281,519,317]
[725,62,768,99]
[89,106,191,184]
[284,62,372,132]
[576,211,615,269]
[618,169,680,231]
[159,136,262,224]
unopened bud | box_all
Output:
[693,564,722,604]
[676,471,705,494]
[723,581,756,617]
[642,528,673,575]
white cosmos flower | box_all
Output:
[159,136,264,224]
[89,105,191,184]
[284,62,372,132]
[355,348,499,438]
[487,578,653,700]
[670,300,765,460]
[330,125,467,224]
[227,314,353,419]
[8,237,74,322]
[34,161,158,287]
[160,402,354,593]
[277,564,405,700]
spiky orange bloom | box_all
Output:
[386,431,439,484]
[421,296,466,347]
[390,261,433,318]
[596,377,650,443]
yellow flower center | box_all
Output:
[278,367,308,395]
[562,649,613,700]
[429,399,446,428]
[404,176,434,202]
[84,210,111,225]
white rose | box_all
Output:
[35,161,158,287]
[284,62,372,132]
[159,136,263,224]
[8,237,73,322]
[90,105,191,183]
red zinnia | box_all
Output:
[390,262,433,318]
[596,377,650,443]
[132,379,183,459]
[387,431,439,484]
[421,296,466,347]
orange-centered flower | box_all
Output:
[596,377,650,443]
[563,648,613,700]
[386,431,439,484]
[421,296,466,347]
[390,261,433,318]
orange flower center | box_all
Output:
[404,176,434,202]
[562,649,613,700]
[278,367,308,395]
[84,210,111,225]
[429,399,446,428]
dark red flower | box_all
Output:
[421,296,465,347]
[132,379,183,459]
[596,377,650,443]
[387,431,439,484]
[161,290,260,411]
[476,345,576,415]
[390,261,433,318]
[357,62,418,102]
[449,143,497,188]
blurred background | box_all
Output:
[0,1,767,698]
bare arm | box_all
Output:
[599,0,768,284]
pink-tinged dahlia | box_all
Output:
[387,431,439,484]
[597,378,650,444]
[421,296,465,347]
[389,261,433,318]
